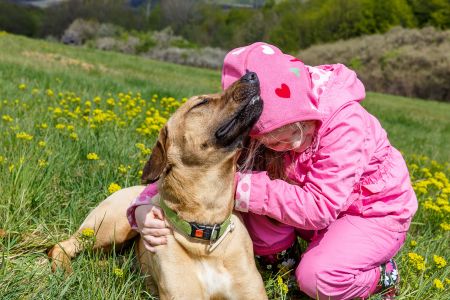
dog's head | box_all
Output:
[142,72,263,183]
[142,71,263,185]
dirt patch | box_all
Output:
[22,51,112,73]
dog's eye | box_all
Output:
[189,98,210,111]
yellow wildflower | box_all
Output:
[55,124,66,130]
[433,279,444,290]
[433,255,447,269]
[87,153,100,160]
[16,132,33,140]
[18,83,26,90]
[108,183,121,194]
[440,222,450,231]
[38,159,48,168]
[38,141,46,147]
[8,164,14,172]
[81,228,95,238]
[408,252,426,271]
[46,89,54,97]
[118,165,129,174]
[113,268,124,278]
[2,115,13,122]
[69,132,79,141]
[106,98,115,106]
[410,240,417,247]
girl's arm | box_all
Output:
[126,183,159,229]
[235,104,370,230]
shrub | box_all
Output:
[299,27,450,102]
[61,19,99,45]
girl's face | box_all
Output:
[256,120,317,153]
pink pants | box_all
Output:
[242,213,406,299]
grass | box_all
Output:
[0,32,449,299]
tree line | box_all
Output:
[1,0,449,51]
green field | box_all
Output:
[0,33,449,299]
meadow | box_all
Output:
[0,33,449,299]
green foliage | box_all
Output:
[0,1,43,37]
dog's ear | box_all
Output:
[141,126,168,184]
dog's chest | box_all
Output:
[196,259,234,299]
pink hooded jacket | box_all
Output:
[127,42,417,234]
[223,42,417,232]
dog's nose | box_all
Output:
[242,71,259,84]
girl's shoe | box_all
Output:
[372,259,400,299]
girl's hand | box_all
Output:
[135,204,172,252]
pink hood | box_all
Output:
[222,42,366,136]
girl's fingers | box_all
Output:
[144,218,168,229]
[142,240,156,253]
[142,235,167,247]
[141,227,171,237]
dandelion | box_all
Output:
[55,124,66,130]
[113,268,124,278]
[38,141,46,147]
[408,252,426,271]
[410,240,417,247]
[81,228,95,238]
[433,279,444,290]
[18,83,26,90]
[2,115,13,122]
[440,222,450,231]
[46,89,54,97]
[8,164,14,173]
[87,153,100,160]
[16,132,33,140]
[40,123,48,129]
[106,98,115,106]
[118,165,128,174]
[108,183,121,194]
[433,255,447,269]
[38,159,48,168]
[69,132,79,141]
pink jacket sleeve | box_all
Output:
[126,183,158,230]
[235,104,370,230]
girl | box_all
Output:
[127,42,418,299]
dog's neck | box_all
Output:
[159,163,236,225]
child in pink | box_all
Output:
[127,42,418,299]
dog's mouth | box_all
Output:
[215,72,263,149]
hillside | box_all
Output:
[1,33,449,162]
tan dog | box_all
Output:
[48,72,268,299]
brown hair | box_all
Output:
[237,138,297,184]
